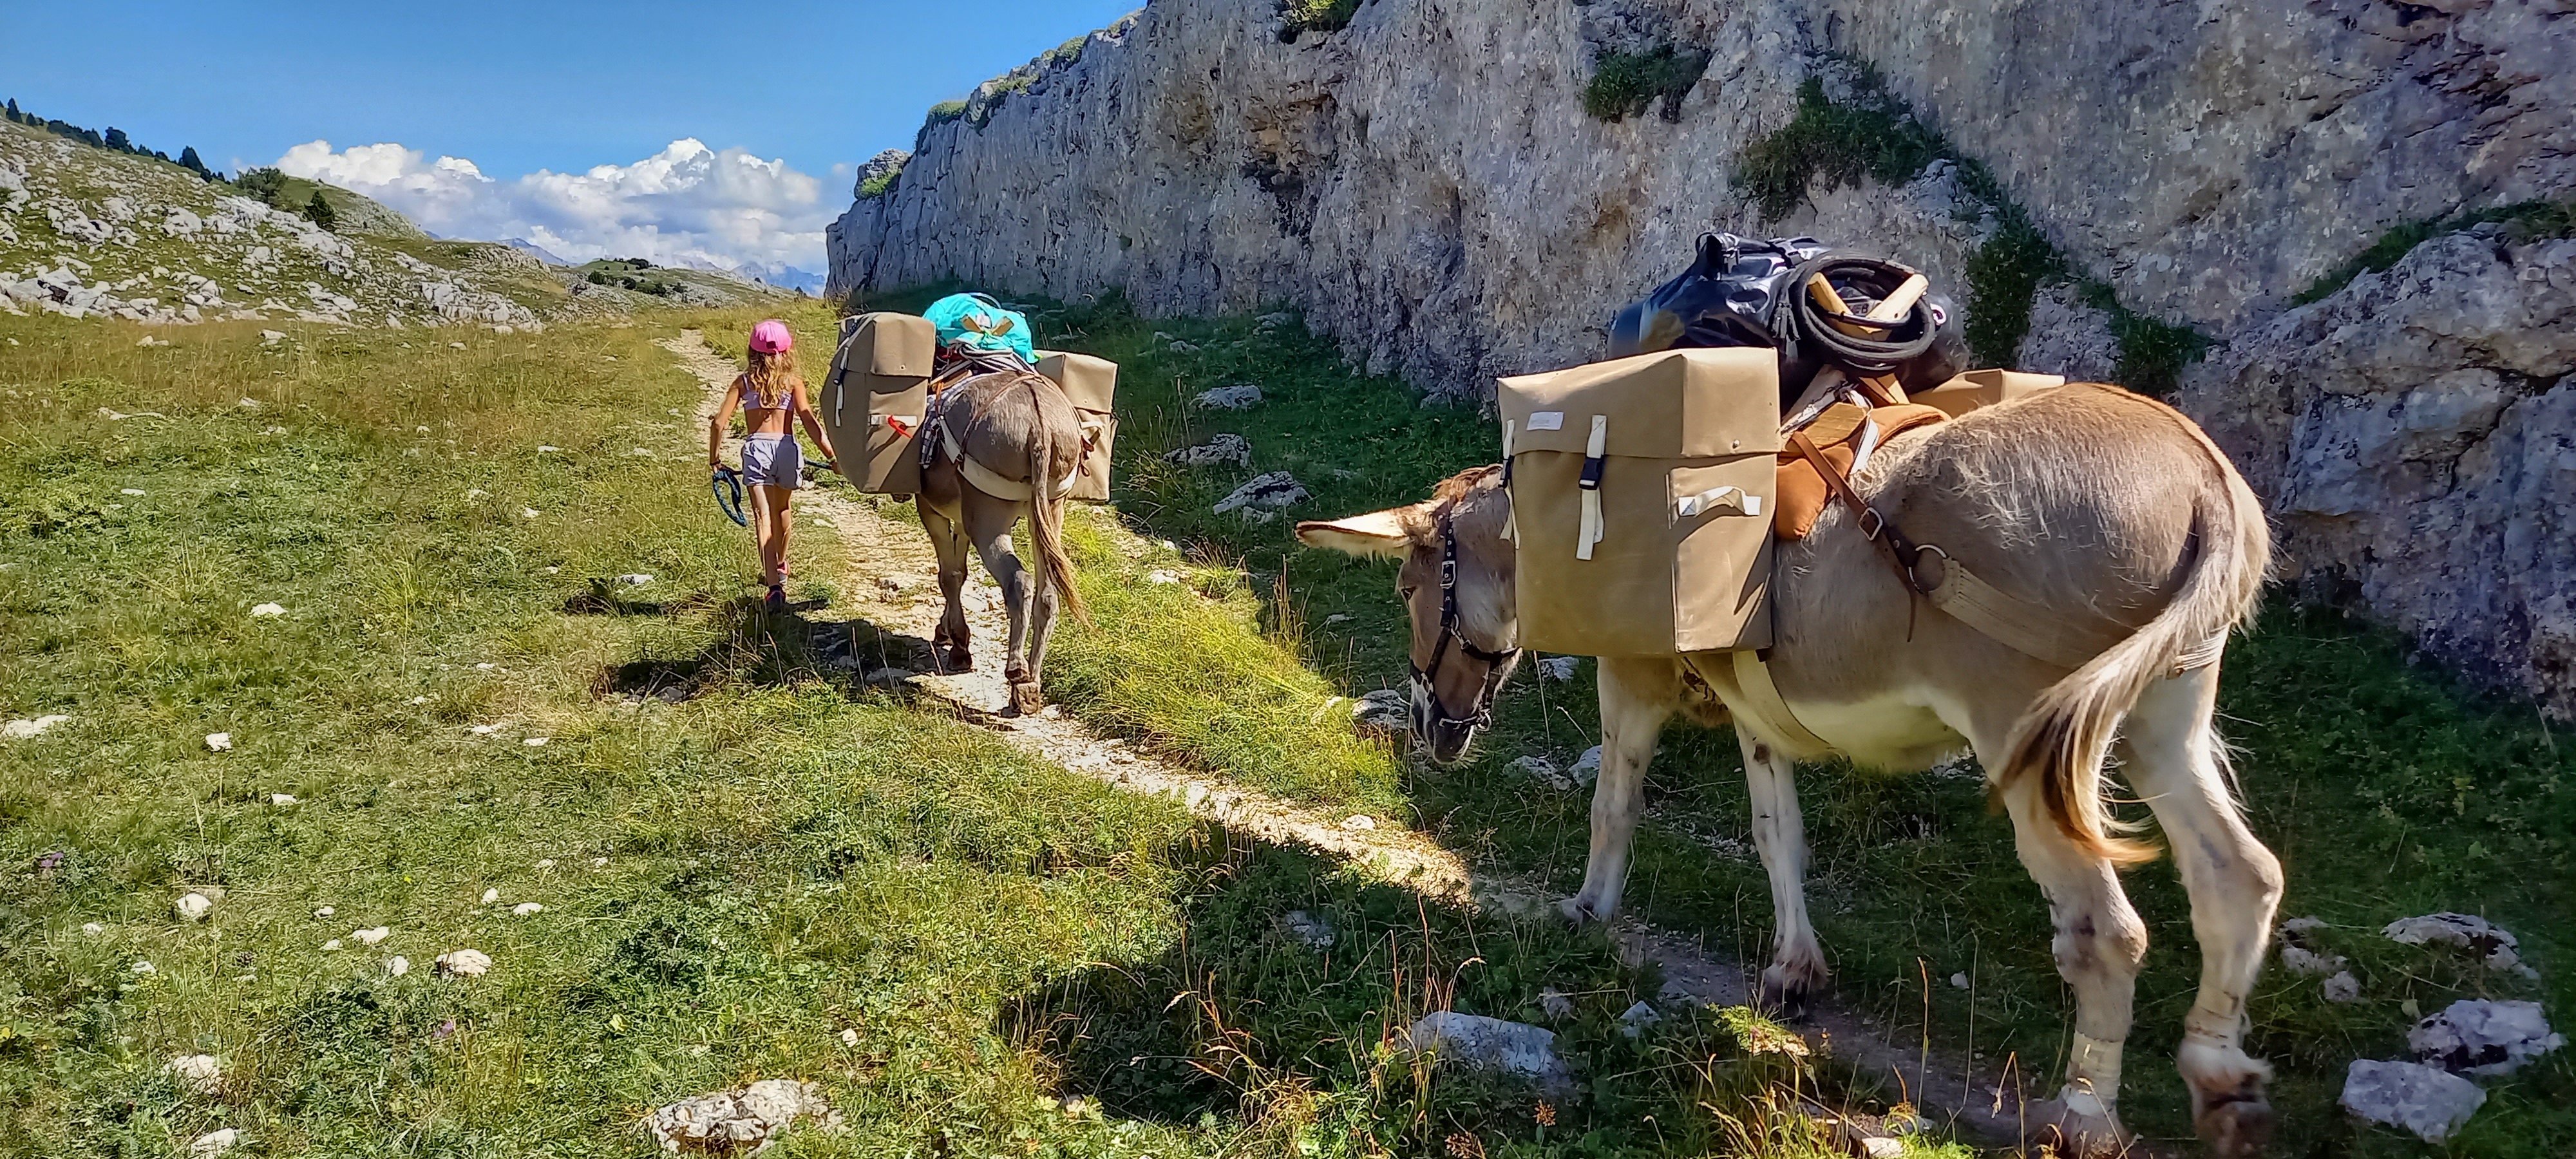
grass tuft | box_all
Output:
[2291,195,2576,306]
[1277,0,1363,40]
[1582,44,1714,124]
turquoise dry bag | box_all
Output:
[922,292,1036,363]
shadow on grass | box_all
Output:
[1001,826,1927,1155]
[590,596,945,705]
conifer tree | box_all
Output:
[105,127,131,151]
[178,146,209,178]
[4,99,19,122]
[303,189,337,231]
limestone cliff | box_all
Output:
[829,0,2575,709]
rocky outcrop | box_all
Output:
[829,0,2576,708]
[2177,231,2576,714]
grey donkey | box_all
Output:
[916,368,1088,713]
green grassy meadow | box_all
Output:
[1,308,1978,1158]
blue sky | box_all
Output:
[1,0,1139,276]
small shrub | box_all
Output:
[1277,0,1361,41]
[1582,43,1714,124]
[1960,217,2060,368]
[231,167,289,207]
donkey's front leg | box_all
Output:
[1739,731,1828,1013]
[1563,657,1679,923]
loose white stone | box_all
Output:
[1950,972,1971,989]
[1212,471,1309,515]
[249,603,286,617]
[269,793,297,806]
[2410,999,2564,1077]
[647,1079,842,1154]
[3,714,70,740]
[1277,910,1336,949]
[521,507,540,519]
[187,1127,240,1157]
[616,573,653,586]
[1341,814,1376,831]
[536,859,556,869]
[321,939,342,951]
[2383,912,2537,977]
[1569,746,1604,785]
[313,906,334,918]
[351,926,390,946]
[1536,656,1580,682]
[175,892,214,922]
[512,902,544,916]
[1618,1000,1662,1039]
[589,856,609,868]
[2340,1059,2486,1143]
[203,732,233,751]
[435,948,493,978]
[480,888,500,905]
[80,922,104,936]
[1403,1012,1572,1093]
[165,1053,223,1094]
[2323,971,2363,1004]
[523,737,550,747]
[1146,569,1184,585]
[838,1028,859,1047]
[384,955,410,977]
[120,487,147,495]
[131,960,156,974]
[1537,987,1574,1019]
[1192,383,1262,410]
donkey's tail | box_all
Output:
[2000,398,2271,864]
[1024,386,1088,624]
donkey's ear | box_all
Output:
[1295,508,1421,558]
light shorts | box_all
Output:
[741,433,803,490]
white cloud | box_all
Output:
[276,138,833,277]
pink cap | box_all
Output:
[750,319,793,353]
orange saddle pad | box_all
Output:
[1773,402,1947,540]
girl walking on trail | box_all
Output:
[709,319,837,612]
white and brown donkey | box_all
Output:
[915,363,1088,713]
[1300,383,2282,1156]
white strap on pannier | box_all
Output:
[1498,419,1519,543]
[1675,485,1761,519]
[1575,415,1607,560]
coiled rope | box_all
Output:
[1775,253,1939,374]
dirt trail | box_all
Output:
[662,331,2087,1152]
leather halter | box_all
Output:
[1411,514,1521,737]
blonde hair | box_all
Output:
[744,344,800,407]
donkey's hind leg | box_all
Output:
[919,500,974,672]
[2121,664,2282,1158]
[962,490,1038,713]
[1965,701,2146,1158]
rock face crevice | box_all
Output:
[2179,233,2576,714]
[829,0,2576,710]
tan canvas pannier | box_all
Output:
[1498,348,1783,657]
[1035,350,1118,502]
[821,312,937,494]
[1911,368,2065,417]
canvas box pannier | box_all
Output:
[1499,348,1783,657]
[1909,368,2064,417]
[821,312,937,495]
[1035,350,1117,502]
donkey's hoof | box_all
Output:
[2195,1093,2273,1158]
[940,646,974,674]
[1552,896,1609,926]
[1006,674,1044,716]
[2024,1098,2131,1159]
[1756,968,1814,1021]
